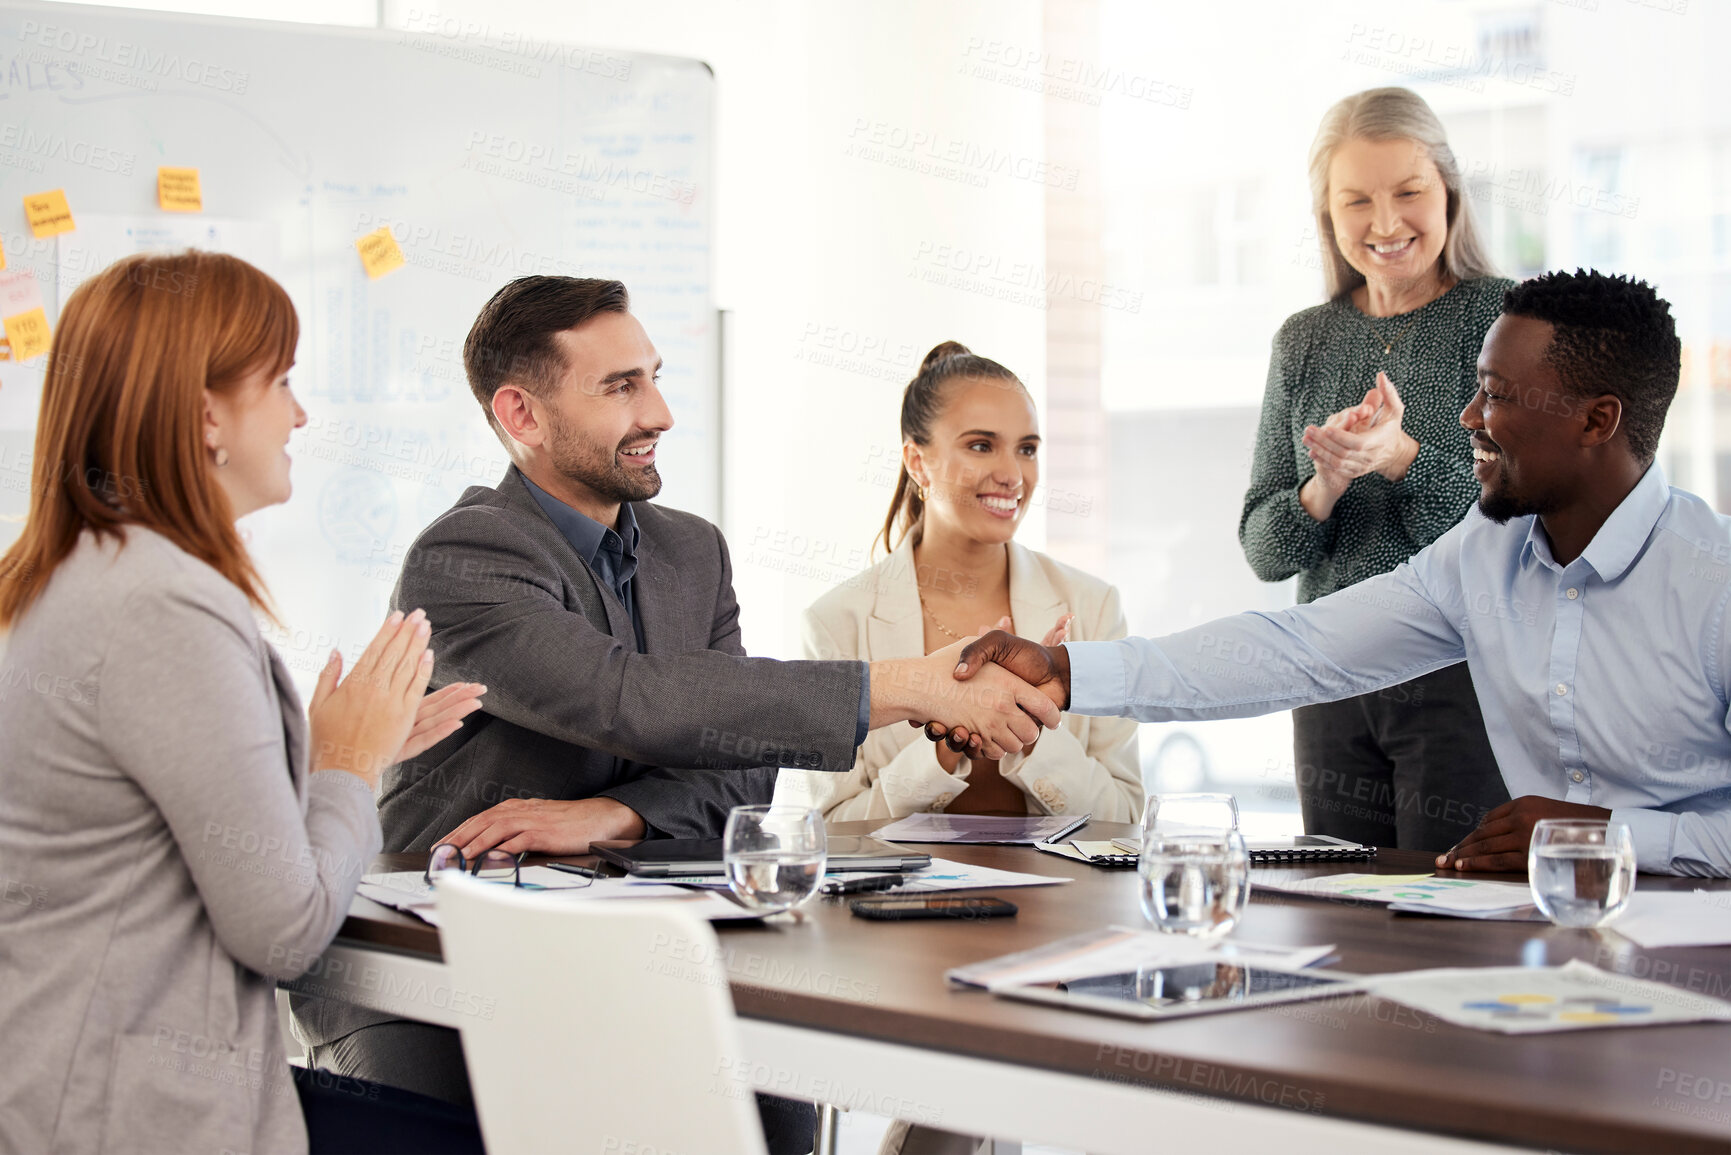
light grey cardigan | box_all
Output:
[0,528,382,1155]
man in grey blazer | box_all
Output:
[292,276,1059,1149]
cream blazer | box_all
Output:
[774,538,1142,821]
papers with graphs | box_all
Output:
[1255,872,1539,920]
[1368,960,1731,1034]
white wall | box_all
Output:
[45,0,1049,659]
[376,0,1048,657]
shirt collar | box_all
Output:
[1518,461,1669,580]
[1580,461,1668,581]
[518,471,640,580]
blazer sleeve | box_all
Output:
[99,582,381,981]
[997,584,1143,821]
[772,606,969,821]
[400,509,862,773]
[1239,319,1336,582]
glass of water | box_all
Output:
[1527,819,1636,928]
[1143,792,1239,834]
[1138,793,1250,939]
[723,804,828,916]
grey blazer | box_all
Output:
[0,528,381,1155]
[291,467,863,1049]
[368,466,864,853]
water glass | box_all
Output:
[1138,793,1250,938]
[723,804,828,916]
[1527,819,1636,928]
[1143,792,1240,835]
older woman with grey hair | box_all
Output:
[1239,86,1512,852]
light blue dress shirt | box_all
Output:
[1067,464,1731,877]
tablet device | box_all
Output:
[992,961,1369,1021]
[591,835,931,877]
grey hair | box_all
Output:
[1307,86,1498,299]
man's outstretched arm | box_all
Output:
[932,559,1469,748]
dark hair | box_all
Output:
[1500,270,1680,463]
[464,276,630,435]
[877,341,1023,553]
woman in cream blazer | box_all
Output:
[775,341,1140,825]
[783,537,1141,820]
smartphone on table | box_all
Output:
[849,895,1017,921]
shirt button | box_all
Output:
[1555,683,1568,696]
[1570,771,1585,783]
[1566,588,1579,600]
[933,794,951,810]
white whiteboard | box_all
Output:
[0,2,714,695]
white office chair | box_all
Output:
[436,874,769,1155]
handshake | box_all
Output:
[869,630,1076,758]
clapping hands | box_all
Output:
[307,609,486,788]
[1298,372,1421,520]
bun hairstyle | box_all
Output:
[877,341,1024,553]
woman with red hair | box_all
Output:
[0,252,485,1154]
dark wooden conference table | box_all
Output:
[305,820,1731,1154]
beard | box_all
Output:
[1476,471,1546,525]
[545,408,662,506]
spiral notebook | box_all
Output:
[1034,839,1139,867]
[1102,834,1377,865]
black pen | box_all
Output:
[821,873,907,897]
[544,862,602,879]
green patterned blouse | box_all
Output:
[1239,275,1515,604]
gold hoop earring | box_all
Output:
[917,485,927,501]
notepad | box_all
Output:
[875,812,1090,845]
[0,271,50,362]
[1036,839,1137,867]
[23,189,75,238]
[158,167,203,212]
[354,225,405,278]
[1113,833,1377,864]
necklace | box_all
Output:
[1369,312,1422,357]
[1362,275,1452,355]
[919,594,968,641]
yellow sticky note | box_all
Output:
[355,226,404,279]
[23,190,75,238]
[158,167,203,213]
[3,307,51,361]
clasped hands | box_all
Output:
[1299,372,1421,520]
[439,626,1080,860]
[912,627,1075,757]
